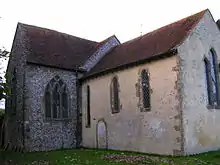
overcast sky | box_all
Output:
[0,0,220,108]
[1,0,220,50]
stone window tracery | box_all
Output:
[45,76,69,120]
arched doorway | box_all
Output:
[96,119,107,149]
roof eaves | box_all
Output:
[27,61,86,73]
[80,48,178,82]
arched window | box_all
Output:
[204,48,220,107]
[110,76,120,113]
[86,85,91,127]
[45,76,69,120]
[141,69,150,110]
[204,58,212,105]
[209,49,219,105]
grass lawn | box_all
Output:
[0,148,220,165]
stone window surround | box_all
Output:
[110,75,120,114]
[137,68,151,112]
[204,47,220,110]
[141,69,151,110]
[86,85,91,128]
[204,57,213,106]
[44,75,71,121]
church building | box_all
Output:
[2,9,220,156]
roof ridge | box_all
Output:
[121,9,208,45]
[16,22,100,71]
[83,9,209,79]
[18,22,98,44]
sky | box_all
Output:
[0,0,220,108]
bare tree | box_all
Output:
[0,47,9,100]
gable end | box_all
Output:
[82,36,120,72]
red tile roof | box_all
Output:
[84,9,208,79]
[20,23,99,71]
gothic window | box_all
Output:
[110,76,120,113]
[45,87,51,118]
[209,49,219,105]
[86,85,91,127]
[62,85,69,118]
[204,58,212,105]
[204,48,220,107]
[45,76,69,120]
[141,69,150,110]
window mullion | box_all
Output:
[208,62,214,106]
[45,76,69,120]
[67,91,69,118]
[60,89,62,119]
[50,90,53,120]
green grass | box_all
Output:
[0,148,220,165]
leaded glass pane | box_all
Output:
[45,76,69,120]
[52,84,59,119]
[86,85,91,126]
[59,79,63,86]
[210,52,217,104]
[45,88,51,118]
[112,77,119,113]
[141,70,150,109]
[62,87,68,118]
[204,59,212,105]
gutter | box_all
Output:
[80,48,178,82]
[26,62,86,73]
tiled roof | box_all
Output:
[20,23,99,71]
[84,9,208,78]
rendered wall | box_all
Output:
[178,11,220,154]
[82,56,182,155]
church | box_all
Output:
[2,9,220,156]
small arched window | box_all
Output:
[45,76,69,120]
[110,76,120,113]
[141,69,150,110]
[86,85,91,127]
